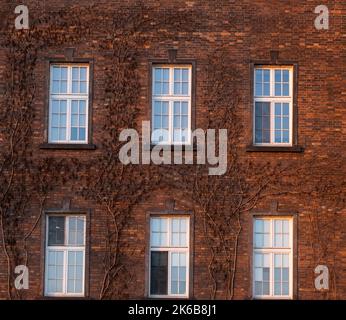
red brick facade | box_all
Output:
[0,1,345,300]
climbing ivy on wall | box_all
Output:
[0,2,344,300]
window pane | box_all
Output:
[52,67,60,81]
[255,69,262,83]
[174,83,180,95]
[182,69,188,82]
[71,115,78,127]
[80,100,86,114]
[68,217,85,246]
[154,82,161,95]
[79,128,86,141]
[282,268,289,282]
[255,220,263,233]
[151,218,168,247]
[80,82,87,93]
[182,82,188,95]
[282,282,289,295]
[275,70,281,82]
[71,128,78,140]
[67,251,84,294]
[154,68,161,81]
[150,251,168,295]
[283,130,289,143]
[275,130,281,143]
[51,114,59,127]
[275,83,281,96]
[181,116,188,129]
[174,116,180,129]
[181,102,188,114]
[163,69,169,82]
[263,70,270,82]
[51,128,59,141]
[46,250,64,293]
[72,67,79,81]
[283,103,289,116]
[263,279,270,295]
[174,69,181,82]
[263,83,270,96]
[283,117,289,130]
[160,82,167,94]
[255,234,263,247]
[60,81,67,93]
[283,83,289,96]
[52,81,59,93]
[274,267,281,282]
[255,281,262,295]
[255,83,262,96]
[48,216,65,246]
[274,282,281,295]
[283,70,289,82]
[52,100,59,113]
[263,234,270,247]
[171,252,187,295]
[254,102,270,144]
[60,67,67,80]
[80,67,87,81]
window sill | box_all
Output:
[42,296,89,300]
[147,296,190,300]
[246,145,304,153]
[40,143,96,150]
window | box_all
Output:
[45,215,86,297]
[152,66,192,145]
[253,217,293,299]
[149,217,189,297]
[49,64,89,143]
[253,67,293,146]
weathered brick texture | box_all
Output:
[0,0,345,300]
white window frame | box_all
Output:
[49,64,89,144]
[149,216,190,298]
[253,217,293,300]
[152,65,192,145]
[44,214,86,297]
[253,66,293,146]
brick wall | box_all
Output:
[0,0,345,299]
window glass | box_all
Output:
[150,217,189,297]
[49,65,89,143]
[150,251,168,295]
[253,218,292,298]
[254,67,292,145]
[48,216,65,246]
